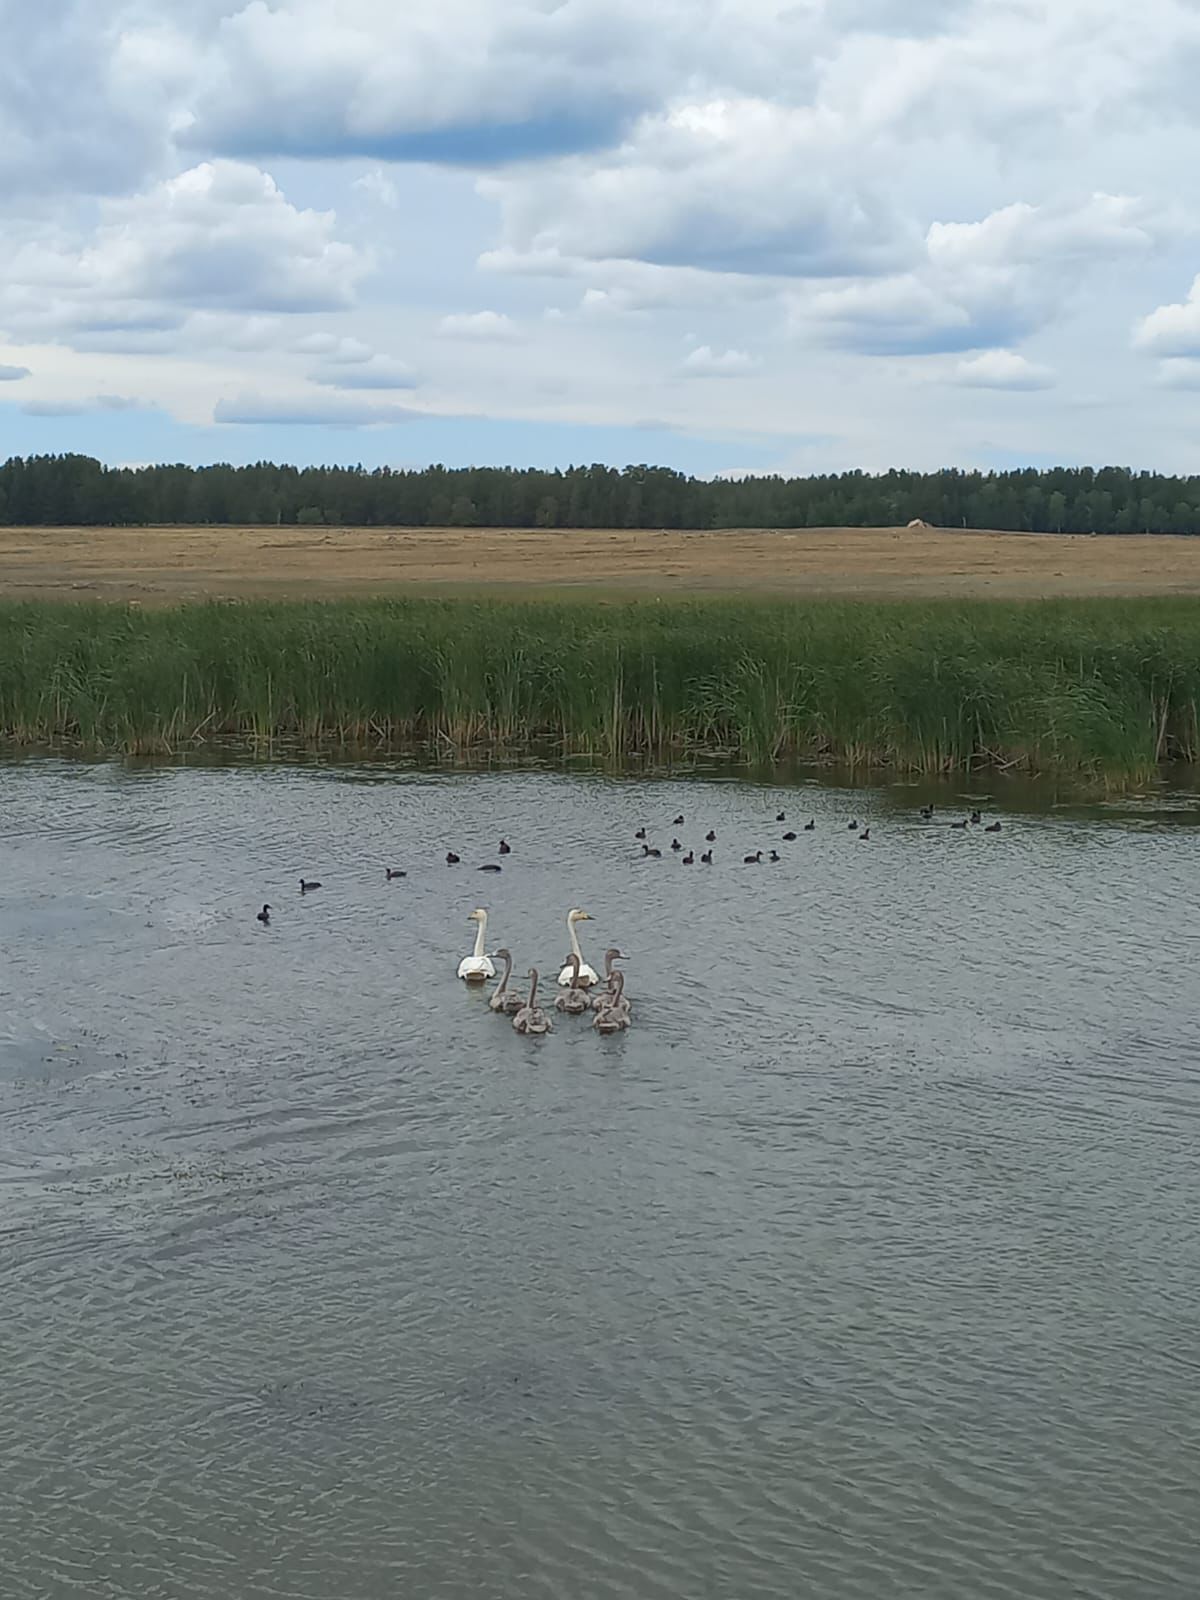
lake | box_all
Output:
[2,757,1198,1599]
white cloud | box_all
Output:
[482,245,771,315]
[788,194,1165,354]
[292,332,374,362]
[796,274,974,353]
[482,97,910,280]
[353,168,398,208]
[193,314,287,352]
[0,161,368,350]
[437,310,521,341]
[0,2,177,200]
[311,355,418,389]
[214,390,419,426]
[5,0,1200,466]
[951,349,1055,390]
[681,345,759,377]
[1134,275,1200,357]
[174,0,697,166]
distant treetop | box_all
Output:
[0,453,1195,535]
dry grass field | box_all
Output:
[2,522,1200,602]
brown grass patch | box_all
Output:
[2,522,1199,602]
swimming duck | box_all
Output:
[950,819,969,830]
[970,810,983,825]
[804,818,815,830]
[782,830,797,841]
[682,850,694,864]
[446,851,461,865]
[860,828,871,841]
[498,839,512,855]
[671,838,682,851]
[635,827,647,840]
[478,863,502,873]
[642,843,662,858]
[769,850,781,862]
[848,821,859,832]
[920,805,934,820]
[705,830,716,842]
[700,850,713,864]
[256,904,271,926]
[385,867,406,880]
[299,878,322,893]
[743,850,763,864]
[776,811,786,822]
[673,814,685,826]
[985,821,1002,833]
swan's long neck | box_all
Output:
[472,913,487,959]
[497,951,512,993]
[568,916,584,962]
[568,953,582,990]
[529,970,539,1007]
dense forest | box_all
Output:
[4,453,1200,533]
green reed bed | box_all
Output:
[1,595,1198,780]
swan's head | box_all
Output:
[604,946,626,960]
[467,907,487,923]
[492,946,511,960]
[567,909,592,924]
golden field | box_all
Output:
[3,523,1200,603]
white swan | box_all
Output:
[457,908,496,983]
[557,908,599,987]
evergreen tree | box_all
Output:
[0,453,1197,534]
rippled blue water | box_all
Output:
[2,758,1198,1599]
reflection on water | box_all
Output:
[2,758,1199,1600]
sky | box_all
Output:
[3,0,1200,477]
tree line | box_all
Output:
[4,453,1200,534]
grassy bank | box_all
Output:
[1,596,1198,780]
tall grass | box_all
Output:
[1,596,1198,781]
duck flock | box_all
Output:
[253,802,1003,1033]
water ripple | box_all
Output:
[3,759,1199,1599]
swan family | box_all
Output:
[258,804,1007,1048]
[459,907,630,1036]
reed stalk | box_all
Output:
[1,595,1198,781]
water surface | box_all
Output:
[3,760,1198,1599]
